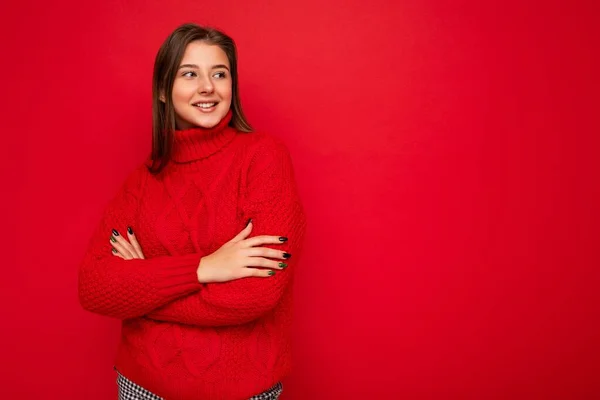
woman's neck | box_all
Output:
[171,111,235,163]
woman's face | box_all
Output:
[170,41,233,130]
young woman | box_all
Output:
[78,23,306,400]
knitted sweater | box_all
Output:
[78,112,306,400]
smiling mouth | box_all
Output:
[192,102,218,109]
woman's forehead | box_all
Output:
[180,41,229,66]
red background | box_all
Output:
[3,0,599,398]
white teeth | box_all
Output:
[194,102,216,108]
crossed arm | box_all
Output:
[78,139,306,325]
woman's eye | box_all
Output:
[214,72,227,79]
[182,71,196,77]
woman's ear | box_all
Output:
[159,92,166,103]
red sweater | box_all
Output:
[78,112,306,400]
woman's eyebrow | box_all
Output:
[178,64,230,71]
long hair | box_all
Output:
[149,23,252,174]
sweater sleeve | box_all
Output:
[78,165,203,320]
[146,137,306,326]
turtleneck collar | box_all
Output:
[171,110,236,163]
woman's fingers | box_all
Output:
[244,268,279,278]
[227,220,253,244]
[110,242,133,260]
[111,247,125,259]
[245,247,291,260]
[242,235,288,248]
[110,240,133,259]
[196,221,291,283]
[126,227,145,259]
[109,228,145,260]
[246,257,288,270]
[110,229,135,259]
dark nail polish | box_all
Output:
[110,236,117,243]
[268,270,276,276]
[279,263,288,269]
[127,227,133,235]
[112,248,118,254]
[246,218,253,226]
[112,229,120,236]
[279,237,288,242]
[283,253,291,259]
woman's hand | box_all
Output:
[110,227,145,260]
[197,220,291,283]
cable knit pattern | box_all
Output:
[78,112,307,400]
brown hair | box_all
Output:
[149,23,252,174]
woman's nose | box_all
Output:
[198,77,214,94]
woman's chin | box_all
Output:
[194,114,225,129]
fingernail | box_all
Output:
[283,253,291,259]
[112,248,118,254]
[246,218,253,226]
[112,229,120,236]
[110,236,117,243]
[127,227,133,235]
[279,263,288,269]
[268,270,276,276]
[279,237,288,242]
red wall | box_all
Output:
[4,0,599,398]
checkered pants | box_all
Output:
[116,369,283,400]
